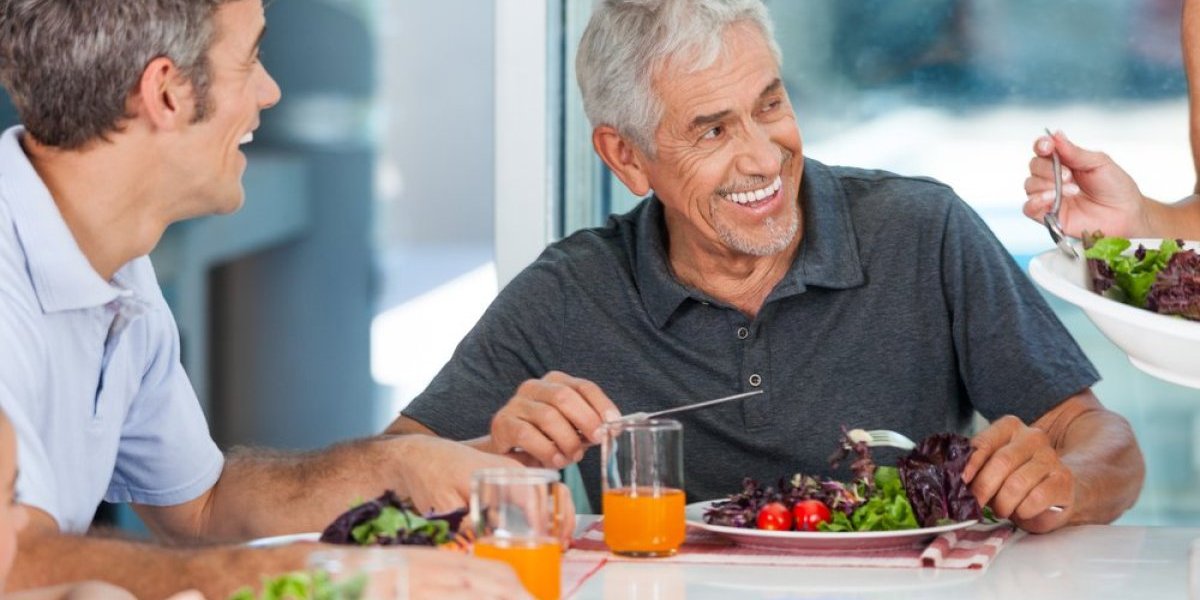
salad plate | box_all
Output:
[245,532,321,548]
[1028,239,1200,389]
[686,500,976,552]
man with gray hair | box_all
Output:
[392,0,1145,533]
[0,1,531,598]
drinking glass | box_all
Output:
[470,467,563,600]
[306,547,407,599]
[601,418,686,557]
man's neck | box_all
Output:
[666,215,803,320]
[22,134,169,281]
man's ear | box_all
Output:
[592,125,652,197]
[130,56,195,131]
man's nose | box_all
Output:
[735,123,781,177]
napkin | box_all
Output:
[565,521,1021,570]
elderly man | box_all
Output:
[391,0,1145,533]
[0,1,528,598]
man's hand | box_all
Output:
[488,371,619,469]
[1023,130,1151,238]
[962,415,1075,533]
[399,549,531,600]
[394,436,527,514]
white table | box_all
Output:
[568,519,1199,599]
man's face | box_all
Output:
[178,0,280,216]
[644,22,803,258]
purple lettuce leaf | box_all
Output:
[897,433,981,527]
[1146,249,1200,321]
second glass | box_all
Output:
[470,468,563,600]
[601,418,686,557]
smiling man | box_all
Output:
[390,0,1145,534]
[0,1,528,598]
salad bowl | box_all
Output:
[1027,239,1200,389]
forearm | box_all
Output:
[198,436,424,542]
[1053,408,1145,525]
[1184,0,1200,187]
[1143,194,1200,239]
[9,531,310,600]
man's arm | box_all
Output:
[10,508,311,599]
[138,434,523,544]
[10,507,526,600]
[962,389,1145,533]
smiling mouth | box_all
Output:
[722,175,782,206]
[239,131,254,145]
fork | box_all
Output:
[846,428,915,450]
[846,428,1065,513]
[1042,128,1079,259]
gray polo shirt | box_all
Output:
[403,157,1099,510]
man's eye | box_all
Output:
[762,100,781,113]
[701,126,723,141]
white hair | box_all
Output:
[575,0,782,155]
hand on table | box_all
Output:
[1023,130,1150,239]
[395,435,526,514]
[402,548,532,600]
[489,371,619,469]
[962,415,1075,533]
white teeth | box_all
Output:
[239,132,254,145]
[726,176,783,204]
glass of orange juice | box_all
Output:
[601,418,685,557]
[470,468,562,600]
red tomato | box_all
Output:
[792,499,832,531]
[756,501,793,531]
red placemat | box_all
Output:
[565,521,1021,570]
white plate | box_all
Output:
[686,500,976,552]
[245,532,321,548]
[1028,239,1200,389]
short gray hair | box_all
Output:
[576,0,781,155]
[0,0,233,149]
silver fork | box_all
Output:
[847,428,916,450]
[846,428,1065,513]
[1042,128,1079,259]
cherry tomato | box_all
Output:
[792,499,832,531]
[756,501,793,531]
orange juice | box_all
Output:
[602,487,686,556]
[473,536,561,600]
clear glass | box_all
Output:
[601,419,686,557]
[470,468,563,600]
[306,547,408,600]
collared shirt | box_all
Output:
[403,157,1099,510]
[0,126,223,532]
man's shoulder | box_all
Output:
[830,165,957,207]
[527,205,641,277]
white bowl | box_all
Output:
[1027,239,1200,389]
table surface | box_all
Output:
[568,517,1199,599]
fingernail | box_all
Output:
[591,427,606,442]
[1064,183,1081,195]
[604,410,620,422]
[552,453,566,468]
[1041,189,1056,201]
[1037,139,1052,152]
[573,450,584,462]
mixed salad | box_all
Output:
[319,490,471,550]
[1084,235,1200,321]
[703,431,981,532]
[229,571,365,600]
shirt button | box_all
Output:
[748,373,762,387]
[737,327,750,340]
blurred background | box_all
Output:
[0,0,1195,529]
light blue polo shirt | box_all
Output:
[0,126,223,533]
